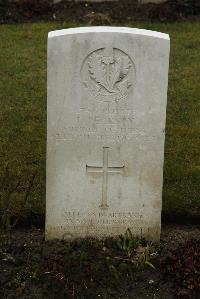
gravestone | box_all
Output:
[46,27,170,241]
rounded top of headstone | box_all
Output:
[48,26,170,40]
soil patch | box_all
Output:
[0,225,200,298]
[0,0,200,25]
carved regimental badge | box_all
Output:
[81,48,136,105]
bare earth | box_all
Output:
[0,225,200,299]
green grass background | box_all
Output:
[0,22,199,225]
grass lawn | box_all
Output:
[0,21,199,227]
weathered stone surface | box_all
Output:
[46,27,170,241]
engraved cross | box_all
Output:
[86,147,125,209]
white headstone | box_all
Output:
[46,27,170,241]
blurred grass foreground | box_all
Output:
[0,22,199,229]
